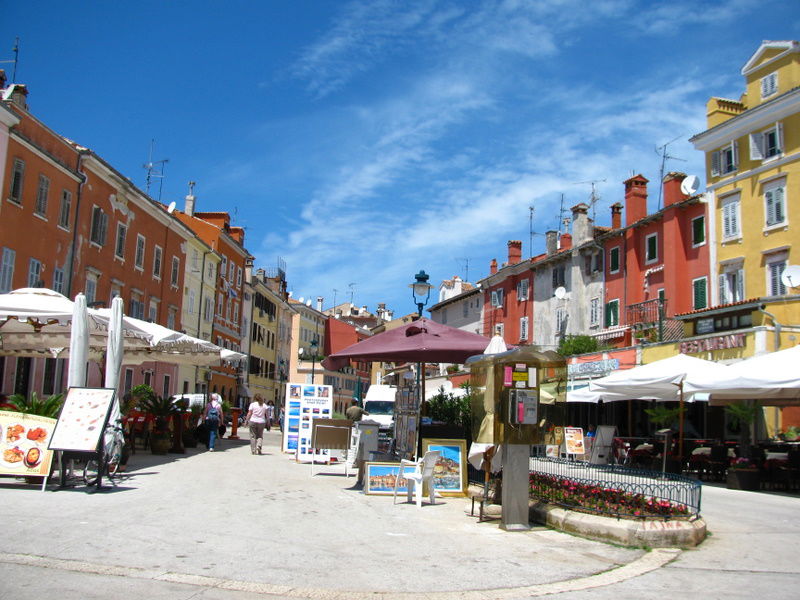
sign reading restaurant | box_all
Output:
[679,333,745,354]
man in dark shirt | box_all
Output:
[346,399,369,422]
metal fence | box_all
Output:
[529,456,702,519]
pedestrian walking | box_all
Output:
[203,393,224,451]
[279,407,285,432]
[245,394,269,454]
[265,399,275,432]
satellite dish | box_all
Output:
[298,296,304,303]
[681,175,700,196]
[166,201,176,214]
[554,286,567,300]
[781,265,800,289]
[306,299,312,306]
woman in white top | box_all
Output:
[245,394,269,455]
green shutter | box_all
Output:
[693,279,707,310]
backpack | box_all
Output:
[207,403,220,420]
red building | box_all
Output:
[482,240,533,343]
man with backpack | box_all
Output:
[203,393,225,451]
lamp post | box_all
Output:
[310,337,319,382]
[409,270,433,317]
[408,270,434,439]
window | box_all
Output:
[1,248,16,293]
[645,233,658,264]
[204,297,213,322]
[124,368,133,395]
[27,258,42,287]
[35,175,49,216]
[692,277,708,310]
[192,249,199,271]
[719,269,744,305]
[605,299,619,328]
[9,159,24,204]
[441,307,447,324]
[519,316,529,341]
[207,261,215,280]
[89,206,109,246]
[148,299,159,322]
[217,292,223,316]
[553,264,566,289]
[130,293,144,319]
[609,247,620,274]
[135,235,146,269]
[761,72,778,99]
[228,260,235,280]
[170,256,180,286]
[115,223,127,259]
[52,267,64,294]
[220,255,228,279]
[143,371,152,387]
[43,358,57,395]
[692,216,705,246]
[462,301,469,318]
[233,302,239,325]
[153,246,163,279]
[188,289,195,314]
[711,141,738,176]
[516,278,529,301]
[85,276,97,305]
[226,298,232,322]
[58,190,72,229]
[167,307,177,330]
[555,307,567,336]
[767,259,787,296]
[722,195,741,239]
[490,289,504,307]
[750,123,783,161]
[237,266,242,287]
[162,375,171,399]
[590,297,601,326]
[764,180,786,227]
[592,252,603,273]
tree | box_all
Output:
[557,335,599,356]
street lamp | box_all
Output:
[409,270,433,317]
[310,337,319,382]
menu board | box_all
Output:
[48,387,116,453]
[564,427,585,455]
[0,411,57,477]
[280,383,334,462]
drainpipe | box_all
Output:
[195,250,210,395]
[758,304,782,351]
[66,151,87,298]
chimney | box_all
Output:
[571,203,592,245]
[560,233,572,250]
[545,231,558,256]
[490,258,498,275]
[507,240,522,265]
[6,83,28,110]
[624,174,648,226]
[663,171,688,207]
[316,297,324,312]
[361,305,367,315]
[256,268,265,282]
[611,202,623,229]
[185,181,197,216]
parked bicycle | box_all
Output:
[83,420,125,486]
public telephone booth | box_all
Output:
[466,346,566,530]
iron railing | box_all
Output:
[528,456,702,519]
[626,298,665,327]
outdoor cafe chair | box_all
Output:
[393,450,441,508]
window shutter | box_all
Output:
[766,189,776,225]
[694,279,707,310]
[732,141,739,171]
[736,269,744,301]
[776,122,783,153]
[718,274,727,305]
[711,150,721,177]
[491,290,498,307]
[775,187,784,223]
[749,132,764,160]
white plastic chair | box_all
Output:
[393,450,441,507]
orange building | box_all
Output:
[174,203,250,408]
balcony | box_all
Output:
[626,298,683,343]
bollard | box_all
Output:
[229,407,241,439]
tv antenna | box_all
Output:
[0,37,19,82]
[573,179,606,222]
[348,282,357,305]
[528,205,545,258]
[332,288,339,309]
[655,135,686,210]
[557,194,571,234]
[143,139,169,201]
[455,257,470,282]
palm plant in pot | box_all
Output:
[139,395,177,455]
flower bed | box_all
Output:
[529,472,691,520]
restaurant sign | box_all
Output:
[567,358,619,377]
[679,333,745,354]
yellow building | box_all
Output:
[691,40,800,304]
[288,298,326,385]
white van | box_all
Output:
[362,385,398,430]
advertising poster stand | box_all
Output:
[0,411,58,492]
[48,387,117,491]
[281,383,334,462]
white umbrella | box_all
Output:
[67,293,89,388]
[483,334,507,355]
[684,345,800,405]
[104,296,124,391]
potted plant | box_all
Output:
[5,391,64,418]
[139,395,177,455]
[727,457,760,491]
[725,401,759,458]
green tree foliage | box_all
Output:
[557,335,599,356]
[643,405,681,428]
[6,391,64,418]
[427,386,471,430]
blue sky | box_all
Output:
[3,1,798,317]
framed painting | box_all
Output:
[364,462,410,496]
[421,438,468,497]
